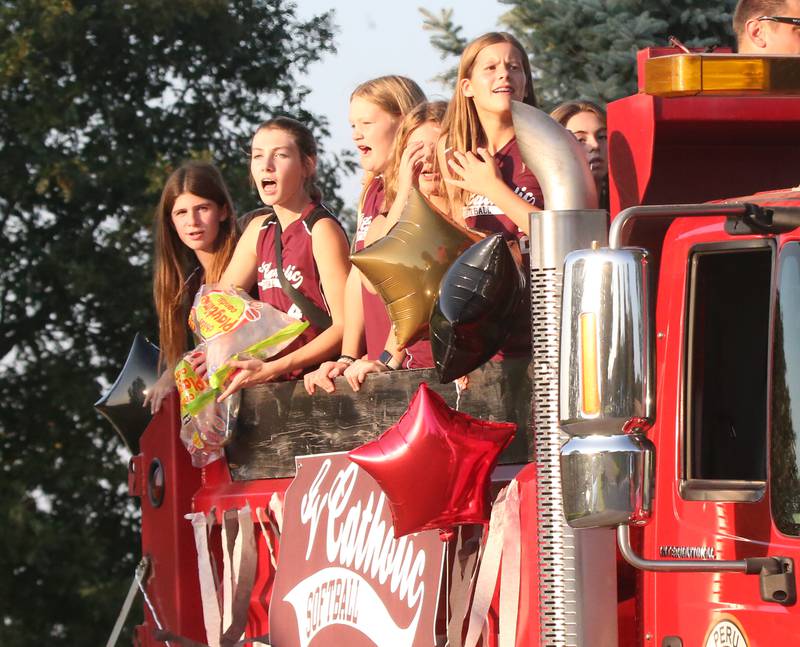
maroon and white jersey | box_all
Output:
[353,176,384,252]
[462,137,544,358]
[462,137,543,256]
[256,201,342,379]
[356,176,389,360]
[403,337,433,370]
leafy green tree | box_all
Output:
[0,1,343,644]
[423,0,737,106]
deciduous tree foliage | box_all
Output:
[0,1,341,644]
[423,0,737,106]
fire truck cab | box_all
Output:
[556,48,800,646]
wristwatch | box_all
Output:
[378,350,402,370]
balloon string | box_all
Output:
[446,538,450,646]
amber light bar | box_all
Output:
[644,54,800,97]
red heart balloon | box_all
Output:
[348,383,516,537]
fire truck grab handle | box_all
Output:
[617,526,797,606]
[609,203,752,249]
[617,525,748,573]
[610,203,800,248]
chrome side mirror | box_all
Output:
[559,247,654,435]
[561,433,654,528]
[559,247,655,529]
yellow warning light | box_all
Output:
[644,54,800,97]
[580,312,600,416]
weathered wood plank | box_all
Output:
[226,359,534,480]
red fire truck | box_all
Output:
[125,47,800,646]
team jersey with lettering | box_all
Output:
[462,137,544,358]
[353,176,385,253]
[256,201,343,379]
[356,178,433,368]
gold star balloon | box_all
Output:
[351,188,480,348]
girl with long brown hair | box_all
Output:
[437,31,544,360]
[144,161,238,413]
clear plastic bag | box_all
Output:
[174,349,239,467]
[175,285,309,467]
[188,285,308,390]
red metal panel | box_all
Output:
[641,217,800,645]
[133,394,204,645]
[608,94,800,217]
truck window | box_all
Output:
[772,242,800,537]
[684,244,772,499]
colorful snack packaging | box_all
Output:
[175,351,239,467]
[176,285,309,466]
[188,285,308,390]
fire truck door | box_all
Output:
[646,240,800,646]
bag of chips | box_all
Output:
[176,285,309,466]
[175,351,239,467]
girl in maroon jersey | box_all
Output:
[342,100,449,391]
[437,31,544,361]
[303,76,426,395]
[145,162,238,413]
[212,117,350,400]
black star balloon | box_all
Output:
[94,333,160,453]
[348,383,516,538]
[430,234,524,383]
[350,188,479,348]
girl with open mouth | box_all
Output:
[303,75,427,396]
[342,100,450,391]
[212,117,351,399]
[437,32,545,368]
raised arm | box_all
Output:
[369,139,427,239]
[445,147,539,237]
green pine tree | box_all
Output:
[0,1,344,644]
[423,0,737,107]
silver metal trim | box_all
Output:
[529,210,608,271]
[679,479,766,502]
[608,203,750,249]
[618,525,748,573]
[511,101,599,211]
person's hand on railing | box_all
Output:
[143,369,176,414]
[343,358,389,393]
[303,358,353,395]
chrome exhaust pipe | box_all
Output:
[514,101,614,646]
[511,101,599,211]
